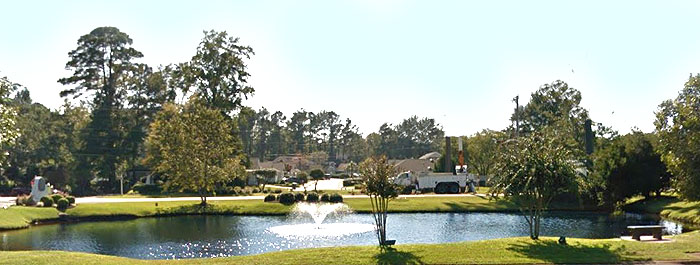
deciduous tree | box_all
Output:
[359,155,399,246]
[175,30,254,115]
[491,127,579,240]
[145,98,244,205]
[655,74,700,200]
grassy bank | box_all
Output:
[624,195,700,226]
[2,231,700,265]
[0,196,514,230]
[0,207,59,230]
[2,194,697,231]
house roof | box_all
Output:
[419,151,442,160]
[393,159,434,173]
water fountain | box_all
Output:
[268,202,375,238]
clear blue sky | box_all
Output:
[2,0,699,136]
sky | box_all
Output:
[2,0,700,136]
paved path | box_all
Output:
[75,193,483,204]
[0,196,16,209]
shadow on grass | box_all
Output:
[373,247,423,265]
[507,239,638,264]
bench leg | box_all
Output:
[632,232,641,240]
[654,232,662,240]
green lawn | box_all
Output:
[0,194,647,231]
[2,231,700,264]
[2,195,700,264]
[0,206,59,230]
[623,195,700,226]
[0,196,514,230]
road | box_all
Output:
[0,196,15,208]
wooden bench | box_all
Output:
[627,225,664,240]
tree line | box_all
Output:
[0,27,445,196]
[1,26,698,206]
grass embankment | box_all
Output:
[0,207,59,230]
[3,232,700,265]
[624,195,700,226]
[0,196,510,230]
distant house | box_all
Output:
[246,168,283,186]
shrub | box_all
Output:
[40,196,54,207]
[131,183,162,195]
[243,187,254,195]
[264,194,276,202]
[294,193,305,201]
[273,189,282,194]
[278,192,296,204]
[66,196,75,204]
[0,178,14,194]
[15,195,33,206]
[306,192,319,202]
[354,184,365,190]
[233,186,243,195]
[343,179,355,187]
[329,193,343,203]
[51,194,64,203]
[56,198,70,210]
[252,187,261,193]
[320,193,330,202]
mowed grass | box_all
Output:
[345,195,517,213]
[0,196,513,230]
[0,206,59,230]
[624,195,700,226]
[3,231,700,265]
[0,195,615,230]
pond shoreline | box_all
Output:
[1,195,698,232]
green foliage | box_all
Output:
[294,192,305,201]
[306,192,319,202]
[131,183,162,195]
[50,194,64,203]
[56,198,70,210]
[2,92,89,188]
[278,192,296,204]
[309,169,324,180]
[371,116,444,159]
[145,99,245,204]
[655,74,700,200]
[359,155,400,246]
[589,131,671,206]
[40,196,54,207]
[320,193,330,202]
[466,129,505,176]
[511,80,591,158]
[329,193,343,203]
[491,128,579,240]
[58,27,143,193]
[263,194,276,202]
[66,196,75,204]
[0,76,20,167]
[15,195,33,206]
[174,30,254,114]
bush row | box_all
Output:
[16,194,75,211]
[263,192,343,204]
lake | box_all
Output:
[0,211,686,259]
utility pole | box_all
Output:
[512,95,520,137]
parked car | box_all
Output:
[10,187,31,196]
